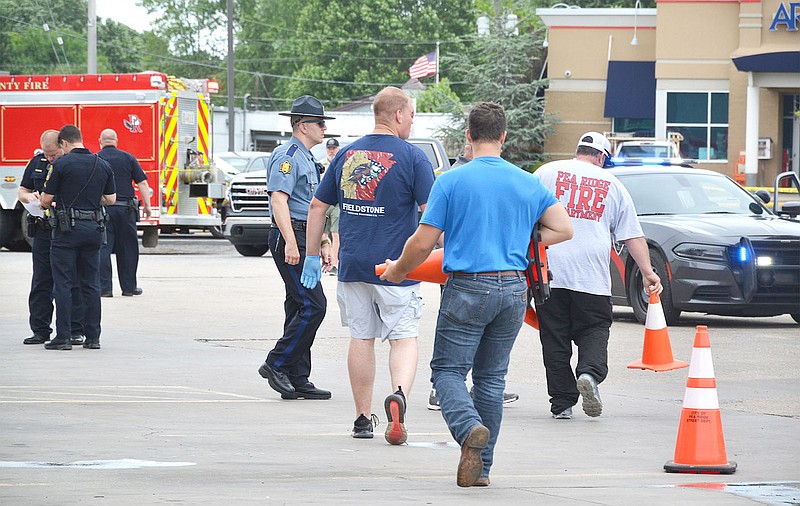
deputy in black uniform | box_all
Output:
[97,128,153,297]
[40,125,116,350]
[18,130,85,346]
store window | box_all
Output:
[612,118,655,137]
[666,92,728,161]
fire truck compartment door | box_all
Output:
[78,104,157,161]
[1,106,77,163]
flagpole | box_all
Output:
[435,41,440,85]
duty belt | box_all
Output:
[71,209,104,221]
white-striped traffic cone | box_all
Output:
[628,291,688,372]
[664,325,736,474]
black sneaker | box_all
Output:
[352,414,378,439]
[384,386,407,445]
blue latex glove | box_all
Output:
[300,255,322,289]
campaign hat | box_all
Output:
[279,95,335,119]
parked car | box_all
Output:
[214,151,271,174]
[607,166,800,325]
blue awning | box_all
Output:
[604,61,656,119]
[732,51,800,73]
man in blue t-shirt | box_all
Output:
[381,103,572,487]
[302,86,435,444]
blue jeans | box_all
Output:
[430,273,527,477]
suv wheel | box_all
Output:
[234,244,269,257]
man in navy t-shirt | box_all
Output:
[302,86,435,444]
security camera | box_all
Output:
[564,70,572,78]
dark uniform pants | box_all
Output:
[51,220,103,344]
[266,226,326,386]
[535,288,612,415]
[99,203,139,293]
[29,222,84,337]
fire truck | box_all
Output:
[0,72,226,250]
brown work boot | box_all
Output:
[457,424,489,487]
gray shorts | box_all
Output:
[336,282,423,341]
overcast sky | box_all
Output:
[96,0,152,33]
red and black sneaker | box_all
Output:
[384,386,407,445]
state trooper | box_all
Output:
[257,95,333,400]
[18,130,86,346]
[97,128,153,297]
[40,125,116,350]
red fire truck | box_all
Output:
[0,72,225,250]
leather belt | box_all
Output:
[290,219,307,231]
[451,270,524,277]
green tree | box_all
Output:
[415,78,462,114]
[236,0,476,109]
[444,12,554,171]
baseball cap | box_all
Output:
[577,132,612,157]
[326,138,339,148]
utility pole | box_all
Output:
[227,0,235,151]
[87,0,97,73]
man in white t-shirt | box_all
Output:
[534,132,662,419]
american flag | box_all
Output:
[408,52,437,79]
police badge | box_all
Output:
[279,160,292,174]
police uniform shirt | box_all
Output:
[44,147,115,210]
[98,145,146,200]
[20,153,50,193]
[267,136,319,221]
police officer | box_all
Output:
[97,128,152,297]
[40,125,116,350]
[257,95,333,400]
[18,130,86,346]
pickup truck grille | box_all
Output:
[229,180,269,213]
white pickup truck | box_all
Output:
[222,137,451,257]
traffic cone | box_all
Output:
[524,307,539,329]
[374,248,447,285]
[664,325,737,474]
[375,250,543,330]
[627,291,688,372]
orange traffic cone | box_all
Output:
[374,248,447,285]
[524,307,539,329]
[627,291,688,372]
[664,325,736,474]
[375,250,543,330]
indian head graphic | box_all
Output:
[341,149,395,201]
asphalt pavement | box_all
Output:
[1,237,798,505]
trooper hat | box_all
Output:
[279,95,335,119]
[326,138,340,148]
[577,131,612,157]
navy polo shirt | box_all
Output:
[44,147,116,210]
[98,145,147,200]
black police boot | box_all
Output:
[44,340,72,350]
[23,334,50,345]
[70,334,86,345]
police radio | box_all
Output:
[525,223,551,306]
